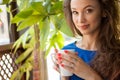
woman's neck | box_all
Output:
[76,35,98,51]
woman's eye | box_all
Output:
[85,9,93,14]
[72,11,78,15]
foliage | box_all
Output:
[0,0,10,4]
[1,0,73,80]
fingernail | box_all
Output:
[64,50,68,54]
[61,64,64,67]
[58,56,62,60]
[57,53,61,57]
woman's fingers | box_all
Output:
[61,51,79,65]
[65,50,78,59]
[53,64,60,73]
[59,51,84,73]
[51,48,60,73]
[51,53,60,73]
[51,49,59,64]
[54,48,58,53]
[52,49,80,74]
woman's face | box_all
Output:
[71,0,102,35]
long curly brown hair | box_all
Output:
[63,0,120,80]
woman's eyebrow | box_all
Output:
[71,8,76,10]
[71,5,95,10]
[83,5,95,9]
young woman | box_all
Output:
[53,0,120,80]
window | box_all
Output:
[0,5,10,45]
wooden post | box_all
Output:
[33,24,48,80]
[9,0,19,42]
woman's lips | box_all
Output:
[78,24,89,30]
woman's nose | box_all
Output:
[78,13,86,23]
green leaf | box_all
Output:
[43,0,51,13]
[51,14,73,37]
[12,27,34,53]
[45,31,64,57]
[25,55,33,64]
[11,16,24,23]
[0,8,2,12]
[40,18,50,50]
[0,0,10,4]
[21,29,30,48]
[25,62,32,80]
[17,15,41,31]
[22,27,35,49]
[11,8,34,23]
[56,31,64,49]
[10,66,24,80]
[23,28,35,49]
[15,47,33,64]
[26,69,30,80]
[50,1,63,14]
[45,42,53,58]
[27,36,35,48]
[15,8,33,18]
[31,2,46,15]
[50,14,63,30]
[10,69,19,80]
[13,38,22,53]
[60,19,73,37]
[18,0,30,10]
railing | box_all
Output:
[0,43,25,80]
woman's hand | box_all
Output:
[59,50,102,80]
[51,49,60,73]
[51,49,70,80]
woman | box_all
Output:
[53,0,120,80]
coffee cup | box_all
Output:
[58,49,75,76]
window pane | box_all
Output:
[0,5,10,45]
